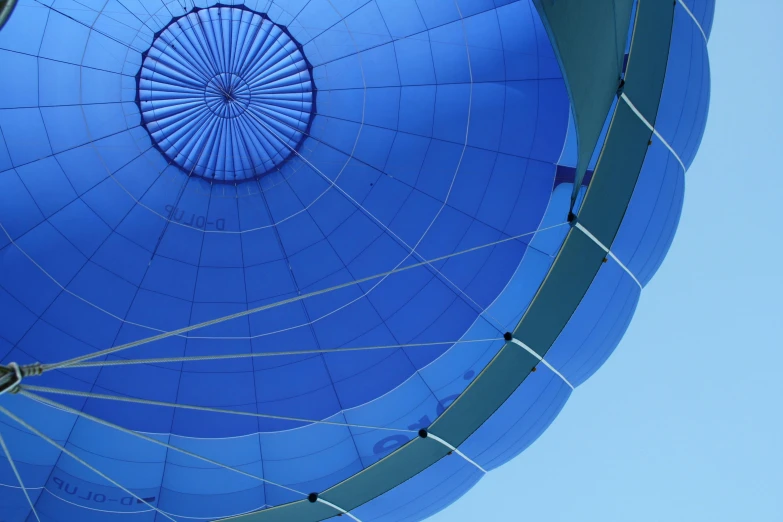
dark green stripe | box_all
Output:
[532,0,635,206]
[0,0,18,30]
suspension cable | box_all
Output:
[22,385,417,433]
[42,222,566,372]
[675,0,708,43]
[56,338,503,369]
[507,336,574,390]
[572,221,643,290]
[619,92,686,173]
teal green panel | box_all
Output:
[321,438,449,512]
[532,0,634,205]
[513,230,606,356]
[579,105,653,245]
[0,0,17,29]
[581,0,676,245]
[226,440,451,521]
[623,0,678,123]
[428,346,540,445]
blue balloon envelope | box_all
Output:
[0,0,713,521]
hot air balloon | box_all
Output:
[0,0,713,520]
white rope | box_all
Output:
[620,92,687,173]
[317,498,362,522]
[573,222,643,290]
[22,385,417,433]
[16,391,308,497]
[0,431,42,522]
[576,91,691,292]
[42,222,567,372]
[56,338,503,369]
[426,432,487,474]
[574,221,644,290]
[0,404,177,522]
[675,0,708,43]
[509,338,575,390]
[0,482,43,490]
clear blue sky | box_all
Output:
[431,3,783,521]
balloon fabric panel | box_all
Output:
[0,0,714,521]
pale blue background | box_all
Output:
[432,2,783,521]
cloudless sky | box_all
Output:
[431,2,783,521]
